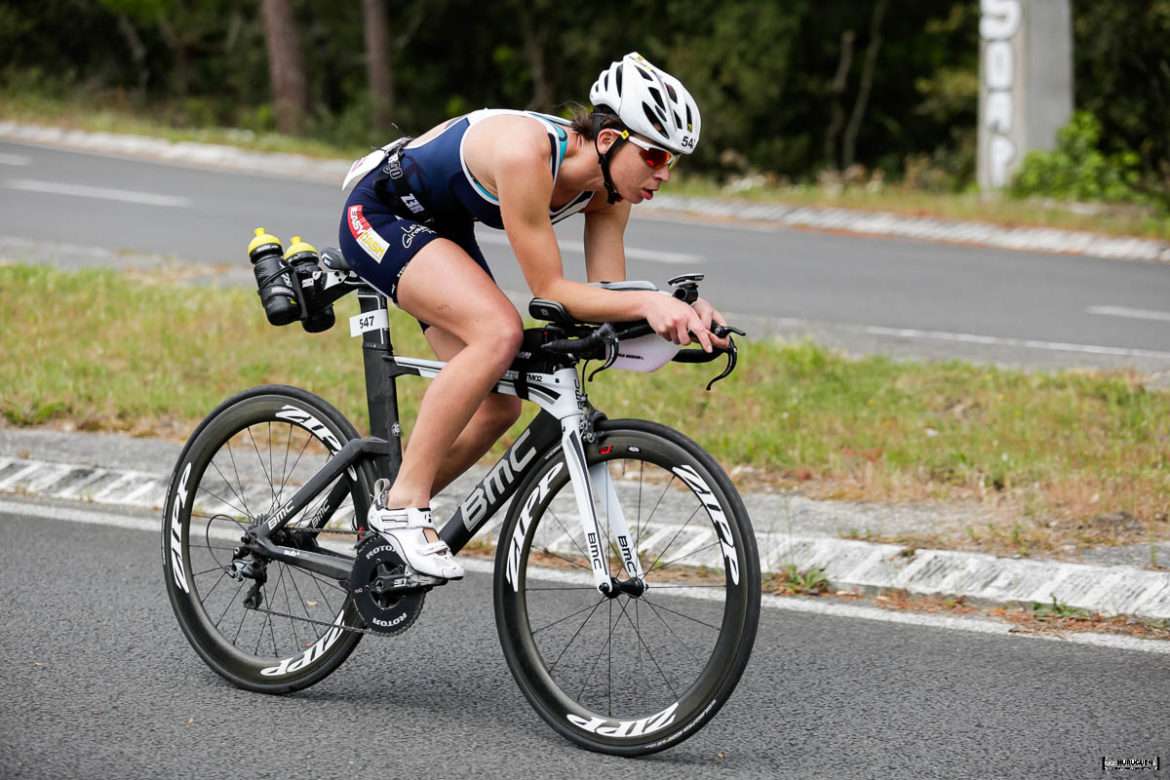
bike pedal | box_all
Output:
[403,569,445,587]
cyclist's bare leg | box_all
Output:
[383,238,524,512]
[423,325,522,495]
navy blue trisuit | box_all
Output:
[338,109,596,316]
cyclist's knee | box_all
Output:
[468,313,523,373]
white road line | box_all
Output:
[5,179,191,207]
[477,231,700,264]
[5,497,1168,655]
[759,592,1170,655]
[0,153,31,166]
[1087,305,1170,323]
[866,325,1170,360]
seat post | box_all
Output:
[357,288,404,483]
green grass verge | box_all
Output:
[3,263,1168,554]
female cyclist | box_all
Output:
[337,52,728,581]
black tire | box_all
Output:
[493,419,760,756]
[162,385,376,693]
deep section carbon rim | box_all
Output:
[494,422,760,754]
[163,387,373,692]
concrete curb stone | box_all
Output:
[3,427,1169,622]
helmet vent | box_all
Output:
[614,67,623,94]
[647,86,666,111]
[642,105,665,135]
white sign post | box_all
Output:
[977,0,1073,191]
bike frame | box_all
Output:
[245,287,643,594]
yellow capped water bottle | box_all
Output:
[284,236,335,333]
[248,228,300,326]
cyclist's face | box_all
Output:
[600,130,673,204]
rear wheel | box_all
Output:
[493,420,760,755]
[162,385,375,693]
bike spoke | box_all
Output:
[648,539,722,576]
[524,584,601,591]
[642,583,726,589]
[644,504,703,574]
[277,430,316,511]
[542,505,593,566]
[529,597,607,636]
[276,423,294,505]
[531,545,593,573]
[545,598,607,674]
[232,600,250,644]
[200,566,232,603]
[575,597,624,702]
[286,570,323,641]
[640,596,703,667]
[223,442,254,519]
[639,596,722,632]
[192,564,227,578]
[276,564,302,650]
[246,426,278,509]
[205,460,254,521]
[614,596,678,699]
[215,580,246,631]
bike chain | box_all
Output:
[281,526,360,537]
[244,603,391,637]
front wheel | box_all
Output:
[493,419,761,755]
[162,385,376,693]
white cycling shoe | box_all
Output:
[366,480,464,581]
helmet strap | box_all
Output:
[592,114,626,204]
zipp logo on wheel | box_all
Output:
[567,702,679,737]
[260,616,345,677]
[168,462,192,593]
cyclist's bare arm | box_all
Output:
[582,201,730,347]
[470,121,714,349]
[582,196,629,283]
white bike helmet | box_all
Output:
[589,52,701,155]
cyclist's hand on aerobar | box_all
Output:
[693,297,731,350]
[644,294,727,353]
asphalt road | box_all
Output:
[2,505,1167,779]
[3,140,1170,373]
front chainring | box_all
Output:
[350,535,425,635]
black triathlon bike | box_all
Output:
[161,244,761,756]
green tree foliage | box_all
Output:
[1011,111,1145,204]
[0,0,1166,202]
[1070,1,1170,189]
